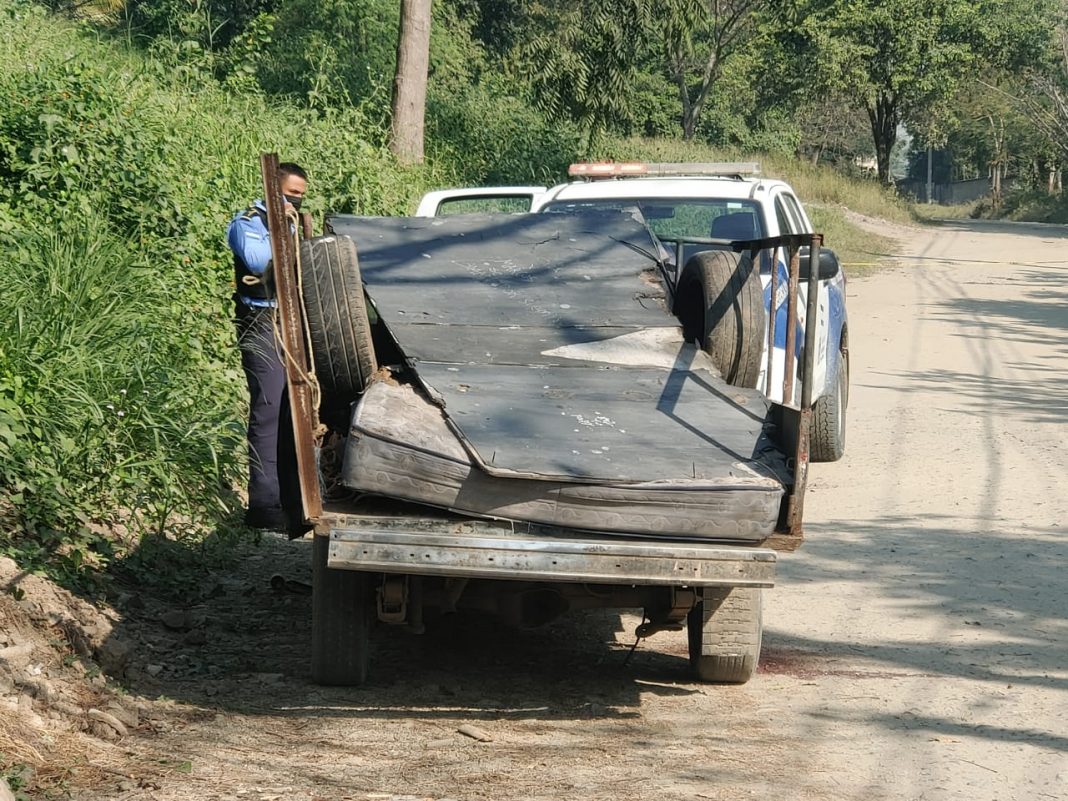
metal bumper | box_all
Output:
[325,528,776,588]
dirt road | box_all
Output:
[761,218,1068,800]
[34,219,1068,800]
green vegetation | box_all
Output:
[910,201,978,221]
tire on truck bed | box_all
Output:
[311,534,374,685]
[674,250,766,388]
[299,235,377,424]
[687,586,763,683]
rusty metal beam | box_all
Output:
[782,233,823,537]
[260,153,322,524]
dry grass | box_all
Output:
[0,715,45,767]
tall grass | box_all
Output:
[0,218,245,582]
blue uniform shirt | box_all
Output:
[228,200,275,308]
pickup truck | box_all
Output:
[258,156,836,688]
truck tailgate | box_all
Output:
[324,516,775,587]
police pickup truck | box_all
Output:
[262,156,846,688]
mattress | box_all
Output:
[342,381,785,541]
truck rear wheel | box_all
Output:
[311,534,373,685]
[810,350,848,462]
[687,587,763,684]
[675,250,765,388]
[300,235,377,422]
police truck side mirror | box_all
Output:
[798,247,840,280]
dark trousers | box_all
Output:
[235,302,286,515]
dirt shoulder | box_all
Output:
[3,218,1067,801]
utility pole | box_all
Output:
[926,145,934,204]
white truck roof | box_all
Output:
[412,163,811,234]
[538,176,791,206]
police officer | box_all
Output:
[227,162,308,529]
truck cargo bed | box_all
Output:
[326,213,792,541]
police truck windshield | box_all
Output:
[540,198,765,242]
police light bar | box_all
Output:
[568,162,648,178]
[568,161,761,179]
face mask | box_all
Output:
[284,194,303,211]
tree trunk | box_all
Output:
[682,109,697,141]
[390,0,432,165]
[674,69,696,141]
[671,41,720,142]
[926,145,933,204]
[867,93,898,186]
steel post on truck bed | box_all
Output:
[322,524,776,588]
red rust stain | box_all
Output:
[759,648,928,679]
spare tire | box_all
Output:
[299,235,378,415]
[674,249,765,388]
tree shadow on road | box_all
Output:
[862,365,1068,425]
[920,219,1068,241]
[765,515,1067,696]
[859,263,1068,424]
[930,268,1068,353]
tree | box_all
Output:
[795,0,1057,185]
[391,0,433,164]
[658,0,768,140]
[1013,13,1068,169]
[250,0,397,107]
[932,73,1037,207]
[519,0,651,147]
[797,0,979,184]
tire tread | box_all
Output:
[687,587,763,684]
[675,250,765,388]
[300,236,377,410]
[311,534,372,685]
[810,354,847,462]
